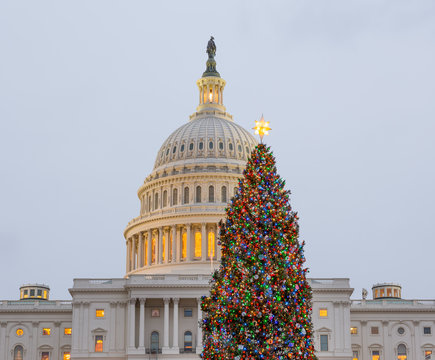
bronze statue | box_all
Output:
[207,36,216,58]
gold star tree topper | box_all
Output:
[253,115,271,142]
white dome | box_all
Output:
[153,113,257,173]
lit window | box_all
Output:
[41,352,50,360]
[42,328,51,335]
[194,232,201,258]
[350,327,358,334]
[151,309,160,317]
[184,331,193,352]
[353,351,359,360]
[208,232,215,258]
[320,334,328,351]
[380,289,385,297]
[152,237,156,264]
[372,350,380,360]
[375,289,379,298]
[43,290,47,299]
[96,309,105,318]
[371,327,379,335]
[184,308,193,317]
[162,235,166,262]
[145,240,148,265]
[196,186,201,203]
[424,327,432,335]
[182,232,187,259]
[64,328,72,335]
[63,352,70,360]
[16,328,24,336]
[425,350,432,360]
[387,288,392,297]
[95,335,103,352]
[23,290,28,298]
[394,289,398,297]
[319,309,328,317]
[208,185,214,202]
[397,344,407,360]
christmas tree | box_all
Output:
[201,140,316,360]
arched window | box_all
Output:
[184,331,193,352]
[219,142,224,150]
[151,331,159,354]
[173,188,178,205]
[209,185,214,202]
[229,143,233,151]
[221,186,227,203]
[208,231,215,258]
[199,142,204,150]
[189,142,194,151]
[14,345,24,360]
[182,232,187,259]
[154,193,159,210]
[163,190,167,207]
[152,238,156,264]
[398,344,407,360]
[196,186,201,203]
[209,141,213,150]
[195,231,201,258]
[184,187,189,204]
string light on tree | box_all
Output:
[201,119,316,359]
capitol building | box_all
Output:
[1,41,434,360]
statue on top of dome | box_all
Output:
[207,36,216,58]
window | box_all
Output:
[189,142,194,151]
[208,185,214,202]
[151,309,160,317]
[372,350,380,360]
[424,327,432,335]
[180,144,185,152]
[195,231,201,258]
[353,351,359,360]
[319,309,328,317]
[30,289,35,296]
[43,290,47,299]
[184,308,193,317]
[209,141,213,149]
[238,144,242,152]
[219,142,224,150]
[163,190,167,207]
[196,186,201,203]
[162,235,166,262]
[64,328,72,335]
[320,334,328,351]
[398,327,405,335]
[371,326,379,335]
[151,331,159,354]
[221,186,227,202]
[198,142,204,150]
[229,143,233,151]
[37,289,42,298]
[182,232,187,259]
[16,328,24,336]
[154,193,158,209]
[172,188,178,205]
[14,345,24,360]
[63,352,70,360]
[184,187,189,204]
[41,352,50,360]
[208,232,215,258]
[23,289,28,298]
[96,309,105,318]
[397,344,407,360]
[95,335,103,352]
[172,146,177,154]
[350,327,358,334]
[184,331,193,352]
[425,350,432,360]
[166,148,169,156]
[42,328,51,335]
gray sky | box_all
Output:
[1,0,434,300]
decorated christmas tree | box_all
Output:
[201,119,316,360]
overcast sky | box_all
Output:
[1,0,434,300]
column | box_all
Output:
[343,302,351,351]
[164,228,170,264]
[72,302,81,351]
[133,236,137,269]
[54,322,61,360]
[138,232,144,268]
[110,302,117,351]
[139,298,146,349]
[129,299,136,349]
[360,321,367,360]
[196,297,203,353]
[163,298,170,350]
[216,225,222,260]
[333,302,341,350]
[82,302,89,351]
[201,223,207,261]
[0,322,6,360]
[171,225,177,263]
[186,223,192,261]
[176,227,181,262]
[129,238,134,271]
[172,298,179,350]
[147,229,152,266]
[32,321,39,359]
[126,240,130,273]
[158,227,163,264]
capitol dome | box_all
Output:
[124,38,257,276]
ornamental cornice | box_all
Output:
[312,288,354,294]
[69,288,126,293]
[350,307,435,313]
[0,308,72,314]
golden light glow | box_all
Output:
[253,115,271,141]
[208,232,215,257]
[152,238,156,264]
[95,337,103,352]
[16,328,23,336]
[145,240,148,265]
[398,356,407,360]
[23,293,28,298]
[350,327,358,334]
[96,309,105,318]
[64,327,72,335]
[319,309,328,317]
[63,352,71,360]
[43,290,47,299]
[372,355,379,360]
[182,232,187,259]
[195,232,202,258]
[42,328,51,335]
[208,89,213,102]
[162,236,166,262]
